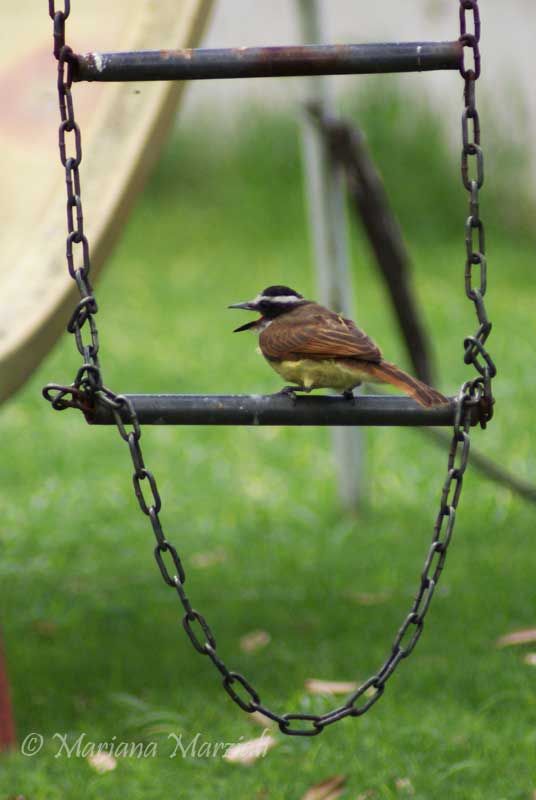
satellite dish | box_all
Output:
[0,0,212,403]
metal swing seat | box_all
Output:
[43,0,495,736]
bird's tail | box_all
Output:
[365,360,449,408]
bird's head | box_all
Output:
[229,285,306,332]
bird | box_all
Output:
[229,285,448,407]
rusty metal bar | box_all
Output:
[88,394,463,427]
[73,41,462,82]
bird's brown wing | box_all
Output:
[260,303,382,362]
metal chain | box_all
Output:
[459,0,495,423]
[43,1,493,735]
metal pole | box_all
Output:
[296,0,363,511]
[88,395,460,427]
[73,41,462,82]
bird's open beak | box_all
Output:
[232,319,261,333]
[228,300,260,332]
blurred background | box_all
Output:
[185,0,534,182]
[1,2,535,798]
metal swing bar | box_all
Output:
[88,393,467,427]
[73,40,462,83]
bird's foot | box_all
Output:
[342,389,356,401]
[273,385,310,402]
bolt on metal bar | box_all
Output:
[73,41,462,83]
[87,394,467,427]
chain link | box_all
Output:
[49,0,70,59]
[42,1,494,735]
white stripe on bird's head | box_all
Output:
[255,294,303,305]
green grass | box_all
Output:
[1,89,535,799]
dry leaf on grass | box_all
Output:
[345,590,391,606]
[32,620,58,638]
[224,734,277,765]
[496,628,536,648]
[249,710,276,728]
[301,774,347,800]
[190,548,227,568]
[240,630,271,653]
[524,652,536,666]
[305,679,358,696]
[395,778,414,795]
[87,752,117,773]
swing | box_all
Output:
[43,1,495,737]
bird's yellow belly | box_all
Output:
[270,358,368,391]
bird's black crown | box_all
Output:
[261,285,303,299]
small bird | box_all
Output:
[229,285,448,407]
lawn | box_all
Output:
[1,89,535,799]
